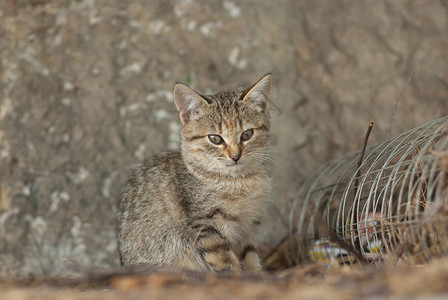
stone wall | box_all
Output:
[0,0,447,277]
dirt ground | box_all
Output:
[1,257,448,300]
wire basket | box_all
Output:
[288,116,448,267]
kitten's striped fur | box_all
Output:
[116,74,273,273]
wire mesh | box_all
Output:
[289,116,448,267]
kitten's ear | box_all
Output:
[242,73,272,113]
[173,83,209,125]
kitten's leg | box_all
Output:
[240,219,264,274]
[241,243,263,274]
[194,225,241,272]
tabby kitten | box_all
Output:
[116,74,273,273]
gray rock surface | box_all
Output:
[0,0,447,277]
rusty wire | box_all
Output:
[288,116,448,267]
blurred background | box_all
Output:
[0,0,447,277]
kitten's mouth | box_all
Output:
[225,162,243,167]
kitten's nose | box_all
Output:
[229,153,241,162]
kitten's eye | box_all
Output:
[208,135,224,145]
[241,129,254,142]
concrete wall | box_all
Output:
[0,0,447,277]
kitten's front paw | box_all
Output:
[247,266,265,277]
[241,248,264,276]
[205,251,241,273]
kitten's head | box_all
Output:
[173,74,272,178]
